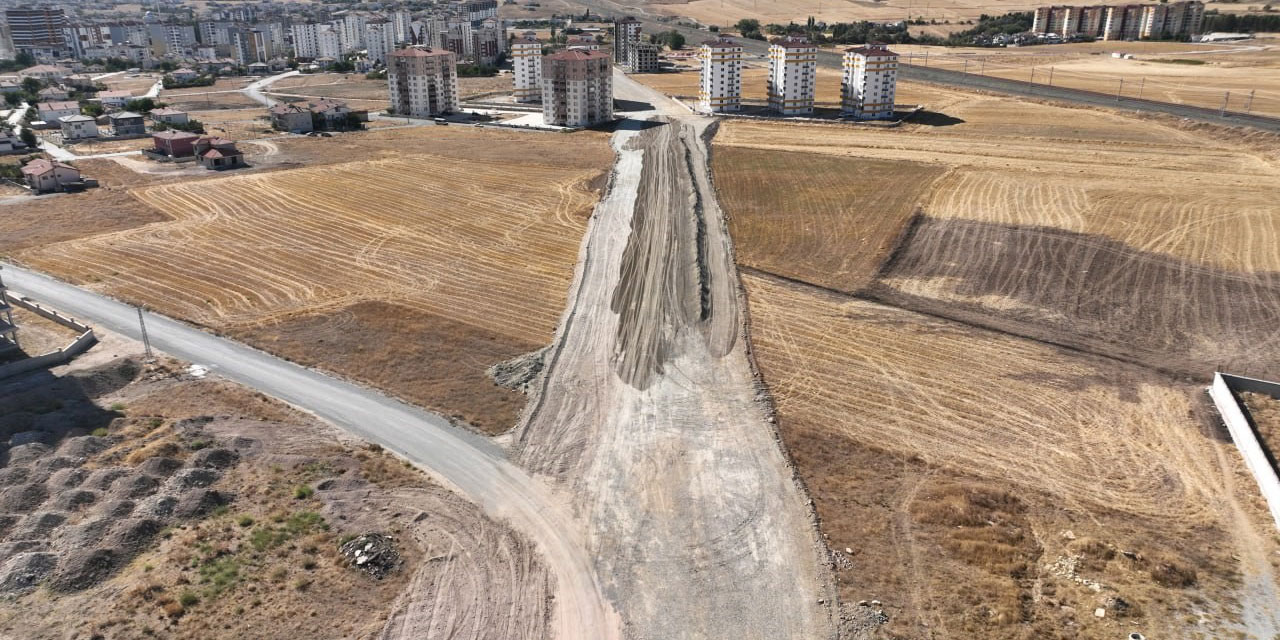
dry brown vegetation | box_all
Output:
[712,84,1280,637]
[0,350,552,639]
[1242,392,1280,468]
[10,126,612,434]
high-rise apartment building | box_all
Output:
[364,20,395,64]
[1034,2,1203,40]
[512,32,542,103]
[698,37,741,113]
[542,48,612,127]
[767,36,817,115]
[613,17,641,62]
[841,44,898,120]
[388,46,459,117]
[5,8,69,56]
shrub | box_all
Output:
[1151,561,1197,588]
[178,590,199,607]
[293,484,314,500]
[91,427,109,437]
[109,402,126,412]
[238,515,255,527]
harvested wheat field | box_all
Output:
[270,74,388,101]
[741,272,1279,639]
[714,94,1280,378]
[712,146,944,292]
[13,127,613,434]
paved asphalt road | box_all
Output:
[0,263,618,640]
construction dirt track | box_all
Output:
[513,75,836,639]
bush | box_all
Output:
[238,515,255,527]
[178,590,199,607]
[109,402,126,412]
[293,484,314,500]
[91,427,109,437]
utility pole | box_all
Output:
[1115,77,1123,101]
[137,306,153,362]
[980,59,985,75]
[963,58,968,74]
[1220,90,1230,117]
[1137,77,1144,100]
[1029,67,1035,83]
[1244,89,1255,113]
[1047,66,1054,87]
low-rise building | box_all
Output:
[698,37,743,113]
[20,158,81,192]
[62,73,96,89]
[60,113,99,140]
[566,36,599,50]
[0,127,28,153]
[542,48,612,127]
[170,68,199,83]
[37,85,70,101]
[96,90,133,109]
[37,100,79,122]
[268,103,313,133]
[0,82,21,94]
[387,46,459,117]
[108,111,145,136]
[151,129,200,157]
[308,98,364,129]
[194,136,245,170]
[841,45,898,120]
[767,36,817,115]
[150,107,189,125]
[18,64,69,81]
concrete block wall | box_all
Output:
[1209,372,1280,530]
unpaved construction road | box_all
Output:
[515,73,837,638]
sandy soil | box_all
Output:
[0,328,552,640]
[188,107,277,141]
[514,75,835,638]
[2,306,78,360]
[101,74,160,95]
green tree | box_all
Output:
[658,30,686,49]
[20,77,42,94]
[80,101,104,117]
[3,92,19,107]
[19,128,36,149]
[735,18,761,33]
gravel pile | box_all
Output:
[339,533,401,579]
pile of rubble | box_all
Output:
[339,532,400,579]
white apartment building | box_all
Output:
[388,46,459,117]
[340,13,367,52]
[364,20,395,64]
[148,23,197,57]
[697,37,742,113]
[318,25,343,59]
[841,45,898,120]
[767,36,817,115]
[541,48,612,127]
[291,23,321,58]
[511,32,542,103]
[613,17,641,62]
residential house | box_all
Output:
[0,82,22,94]
[20,158,81,192]
[37,85,70,101]
[18,64,70,81]
[171,68,199,83]
[96,90,133,110]
[37,100,80,123]
[151,129,200,157]
[0,127,28,152]
[108,111,146,136]
[62,74,96,89]
[150,107,189,125]
[309,98,364,129]
[247,62,271,75]
[268,103,313,133]
[193,136,245,170]
[59,114,99,140]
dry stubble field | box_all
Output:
[4,126,613,434]
[713,87,1280,637]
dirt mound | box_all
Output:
[68,359,140,398]
[488,347,549,394]
[137,456,182,477]
[0,482,48,513]
[168,468,219,489]
[10,431,52,447]
[47,467,89,489]
[104,518,164,553]
[108,473,161,500]
[93,499,136,519]
[57,518,114,550]
[57,435,110,459]
[0,514,18,538]
[136,494,178,518]
[339,533,401,579]
[82,467,130,491]
[0,552,58,594]
[31,455,77,477]
[10,511,67,540]
[188,447,239,469]
[174,489,228,518]
[0,467,31,487]
[48,547,124,592]
[7,443,51,466]
[0,540,49,563]
[50,489,97,511]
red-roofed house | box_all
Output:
[194,136,245,170]
[151,130,200,157]
[268,103,312,133]
[20,158,81,193]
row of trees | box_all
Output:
[1203,12,1280,32]
[735,17,926,44]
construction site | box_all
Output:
[0,19,1278,640]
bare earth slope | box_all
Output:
[514,76,836,638]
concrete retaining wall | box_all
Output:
[1209,372,1280,530]
[0,290,97,380]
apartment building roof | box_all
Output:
[845,46,899,57]
[391,46,453,58]
[153,130,200,140]
[150,107,186,116]
[546,48,609,61]
[108,110,143,120]
[771,36,815,48]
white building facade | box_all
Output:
[364,21,396,64]
[697,37,742,113]
[767,36,817,115]
[511,33,542,103]
[841,45,898,120]
[388,46,460,117]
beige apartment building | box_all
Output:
[842,44,898,120]
[512,32,542,103]
[388,46,459,117]
[698,37,742,113]
[767,36,817,115]
[541,48,612,127]
[1034,1,1203,40]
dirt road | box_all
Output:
[515,74,836,638]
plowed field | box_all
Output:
[15,129,612,433]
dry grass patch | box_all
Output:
[1242,392,1280,469]
[713,146,944,292]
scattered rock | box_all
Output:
[487,347,549,393]
[82,468,130,492]
[0,467,29,487]
[93,499,136,519]
[7,443,51,465]
[105,518,164,552]
[49,547,124,592]
[109,474,161,500]
[339,533,400,579]
[137,456,183,478]
[1094,607,1106,618]
[10,431,52,447]
[136,495,179,519]
[50,489,98,511]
